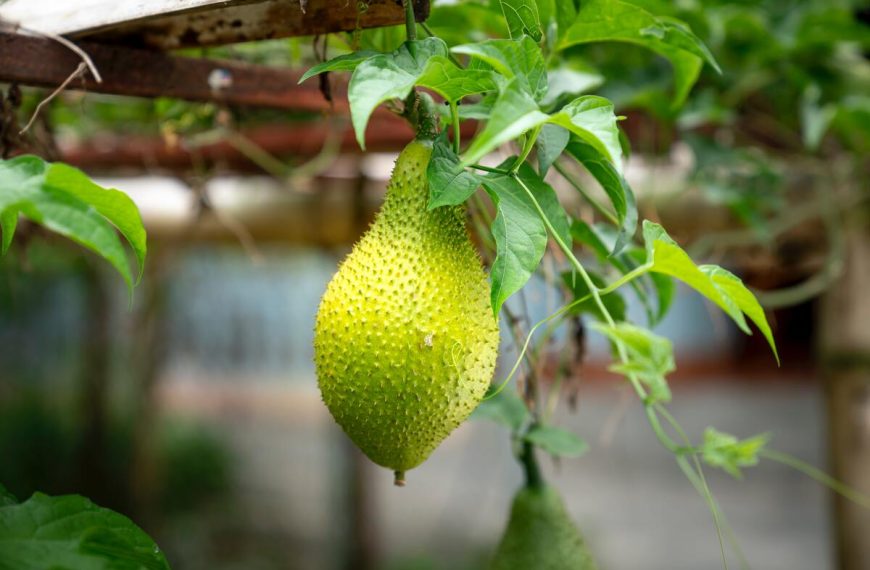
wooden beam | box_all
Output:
[0,31,340,111]
[819,224,870,570]
[0,0,429,50]
[59,117,424,173]
[60,119,487,173]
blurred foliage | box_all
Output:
[0,393,231,517]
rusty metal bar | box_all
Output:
[0,31,341,111]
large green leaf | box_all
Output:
[565,139,635,252]
[0,156,147,292]
[559,0,719,108]
[348,38,449,148]
[524,425,588,458]
[461,77,550,167]
[427,134,483,209]
[297,50,379,83]
[416,56,501,105]
[480,161,569,315]
[550,97,623,173]
[641,221,778,362]
[461,89,623,172]
[540,66,604,108]
[45,163,147,282]
[535,124,570,175]
[498,0,542,41]
[0,492,170,570]
[452,36,548,101]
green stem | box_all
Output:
[760,449,870,508]
[553,160,620,226]
[512,173,651,407]
[519,437,544,489]
[402,0,417,41]
[600,263,653,296]
[450,102,461,154]
[470,163,509,175]
[512,126,541,173]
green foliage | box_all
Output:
[0,156,146,294]
[592,322,674,404]
[559,0,718,107]
[471,390,529,432]
[0,485,16,508]
[524,425,588,458]
[497,0,542,42]
[0,492,169,570]
[480,162,569,315]
[297,50,380,83]
[700,428,769,479]
[427,135,484,209]
[641,221,778,362]
[347,38,449,147]
[564,140,636,253]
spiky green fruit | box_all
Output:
[490,485,598,570]
[314,139,499,483]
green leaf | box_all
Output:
[0,156,146,293]
[453,36,548,101]
[570,221,669,324]
[348,38,448,149]
[559,0,718,108]
[514,162,571,249]
[0,484,16,508]
[565,139,635,251]
[562,270,627,322]
[0,492,170,570]
[461,77,549,167]
[541,67,604,108]
[549,96,624,173]
[641,221,778,362]
[297,50,379,83]
[471,390,529,431]
[591,322,675,404]
[427,134,483,209]
[480,161,569,315]
[701,428,770,479]
[498,0,542,41]
[700,265,779,363]
[536,124,569,175]
[524,425,588,458]
[416,56,501,105]
[46,163,147,283]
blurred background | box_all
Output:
[0,0,868,569]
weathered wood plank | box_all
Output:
[0,32,339,111]
[819,224,870,570]
[0,0,429,49]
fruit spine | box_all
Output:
[314,139,499,484]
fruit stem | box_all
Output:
[402,0,417,42]
[519,437,544,489]
[403,91,437,142]
[394,470,407,487]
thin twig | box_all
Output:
[19,62,86,135]
[0,20,102,83]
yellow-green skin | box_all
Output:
[490,485,598,570]
[314,140,499,479]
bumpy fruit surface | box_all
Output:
[490,485,598,570]
[314,139,499,481]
